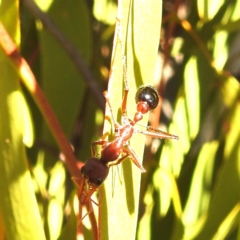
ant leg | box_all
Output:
[121,54,129,117]
[72,177,98,225]
[122,146,146,173]
[78,199,83,226]
[91,140,108,156]
[108,153,130,167]
[80,197,98,222]
[81,200,93,222]
[106,146,146,172]
[72,177,85,224]
[103,91,121,133]
[137,127,179,140]
[77,202,83,235]
[72,176,85,191]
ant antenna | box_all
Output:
[116,17,129,117]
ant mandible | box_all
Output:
[72,19,179,223]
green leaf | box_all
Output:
[182,141,219,239]
[48,162,66,240]
[98,0,162,239]
[184,56,200,140]
[93,0,118,25]
[197,0,224,21]
[212,203,240,240]
[21,93,34,147]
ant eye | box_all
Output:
[89,177,103,186]
[135,85,159,110]
[96,178,103,185]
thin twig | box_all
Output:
[181,20,214,66]
[21,0,105,110]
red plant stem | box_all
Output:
[0,22,98,239]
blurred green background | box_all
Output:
[0,0,240,239]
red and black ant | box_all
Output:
[72,84,178,222]
[72,17,179,225]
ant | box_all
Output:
[72,85,178,222]
[72,18,179,225]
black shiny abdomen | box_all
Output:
[135,85,159,110]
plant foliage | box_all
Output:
[0,0,239,240]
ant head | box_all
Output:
[135,85,159,111]
[81,158,109,187]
